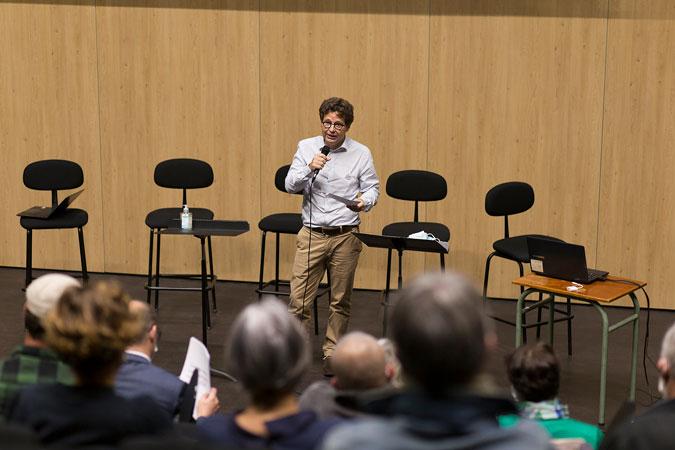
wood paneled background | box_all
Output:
[1,1,673,307]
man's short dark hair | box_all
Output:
[506,342,560,402]
[25,310,45,340]
[319,97,354,127]
[390,272,488,394]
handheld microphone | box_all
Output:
[312,146,331,181]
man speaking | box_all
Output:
[285,97,379,375]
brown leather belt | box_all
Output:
[307,225,357,236]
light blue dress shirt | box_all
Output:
[285,136,379,227]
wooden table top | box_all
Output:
[513,273,646,303]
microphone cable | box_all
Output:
[298,146,330,328]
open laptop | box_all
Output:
[527,237,608,284]
[17,189,84,219]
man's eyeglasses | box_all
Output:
[322,120,346,132]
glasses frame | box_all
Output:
[321,120,346,132]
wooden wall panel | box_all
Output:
[0,2,104,274]
[1,1,673,310]
[259,0,430,290]
[427,0,608,297]
[96,1,260,280]
[598,0,675,308]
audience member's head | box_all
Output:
[228,297,309,409]
[657,321,675,399]
[390,272,490,394]
[330,332,390,391]
[507,342,559,403]
[127,300,160,358]
[44,281,142,386]
[24,274,80,342]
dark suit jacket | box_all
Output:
[600,399,675,450]
[115,352,189,418]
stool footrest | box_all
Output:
[145,274,217,293]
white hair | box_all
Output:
[227,296,309,407]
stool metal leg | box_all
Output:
[200,237,209,345]
[274,233,281,291]
[482,252,496,308]
[154,232,162,310]
[146,229,154,304]
[257,232,267,296]
[383,248,393,336]
[517,261,528,343]
[207,236,216,312]
[25,229,33,288]
[77,227,88,283]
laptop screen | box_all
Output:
[527,238,592,282]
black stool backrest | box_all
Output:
[154,159,213,189]
[154,158,214,207]
[23,160,83,191]
[386,170,447,201]
[274,165,291,193]
[485,181,534,216]
[386,170,447,222]
[485,181,535,239]
[274,164,303,197]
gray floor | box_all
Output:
[0,267,671,427]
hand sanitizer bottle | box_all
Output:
[181,204,192,230]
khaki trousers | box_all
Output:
[288,226,362,358]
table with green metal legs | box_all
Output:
[513,274,644,426]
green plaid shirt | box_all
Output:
[0,344,75,418]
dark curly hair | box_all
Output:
[319,97,354,127]
[506,342,560,402]
[44,281,142,386]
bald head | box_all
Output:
[127,300,158,357]
[331,332,388,391]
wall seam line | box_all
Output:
[93,0,107,272]
[595,0,611,267]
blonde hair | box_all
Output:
[44,281,143,385]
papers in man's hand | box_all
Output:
[179,337,211,420]
[327,193,358,207]
[407,230,449,252]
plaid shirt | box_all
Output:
[0,344,75,417]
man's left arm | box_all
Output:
[355,151,379,212]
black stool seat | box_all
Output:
[383,221,450,242]
[145,208,214,229]
[258,213,302,234]
[493,234,563,263]
[20,209,88,230]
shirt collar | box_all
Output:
[323,136,351,153]
[520,399,569,420]
[124,350,152,362]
